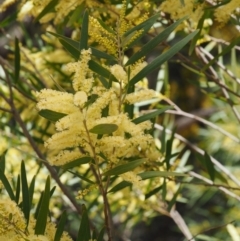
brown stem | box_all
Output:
[83,118,113,241]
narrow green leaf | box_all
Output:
[189,9,209,55]
[138,171,187,180]
[68,170,95,184]
[29,175,36,207]
[21,161,30,224]
[15,175,21,204]
[123,14,159,37]
[160,126,166,154]
[0,11,18,28]
[89,124,118,135]
[0,150,6,172]
[103,159,146,176]
[98,76,109,89]
[76,205,91,241]
[88,60,115,80]
[129,30,199,85]
[145,185,162,200]
[162,178,167,201]
[54,211,67,241]
[92,229,97,240]
[97,227,105,241]
[35,0,59,22]
[108,181,131,193]
[168,186,181,211]
[165,130,176,170]
[59,39,80,60]
[126,17,187,66]
[62,156,92,170]
[204,152,215,182]
[39,109,66,122]
[0,168,15,200]
[91,47,116,61]
[132,106,172,124]
[35,176,51,235]
[79,10,89,51]
[14,38,20,83]
[47,31,79,49]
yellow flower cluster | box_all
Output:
[161,0,203,29]
[36,49,160,166]
[77,184,98,199]
[0,198,73,241]
[214,0,240,25]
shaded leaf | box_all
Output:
[103,159,146,176]
[89,124,118,135]
[76,205,91,241]
[126,17,187,65]
[54,211,67,241]
[168,186,181,211]
[35,176,51,235]
[204,151,215,182]
[14,38,20,82]
[59,38,79,60]
[68,170,95,184]
[0,150,6,172]
[21,161,30,225]
[35,0,59,22]
[0,168,15,200]
[145,185,162,200]
[129,30,199,85]
[29,175,36,207]
[39,109,66,122]
[123,14,159,37]
[97,227,105,241]
[79,10,89,52]
[62,156,92,170]
[15,175,21,204]
[108,181,131,193]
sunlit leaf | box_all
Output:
[89,124,118,134]
[138,171,188,180]
[132,106,172,124]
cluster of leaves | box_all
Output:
[0,0,240,241]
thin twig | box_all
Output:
[199,46,240,86]
[154,123,240,187]
[189,171,240,202]
[195,46,240,123]
[165,109,240,143]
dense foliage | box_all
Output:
[0,0,240,240]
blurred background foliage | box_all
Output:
[0,0,240,241]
